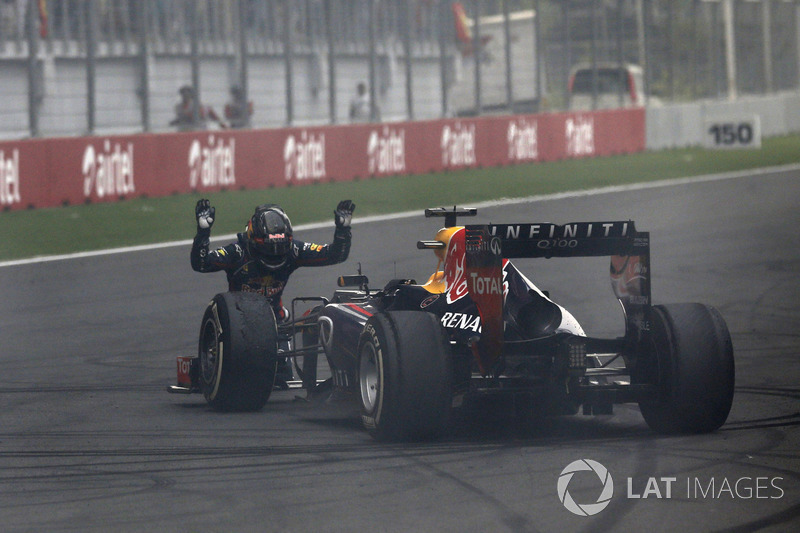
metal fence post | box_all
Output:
[617,0,624,107]
[563,2,572,110]
[641,0,651,104]
[138,0,151,132]
[691,0,698,100]
[368,0,378,122]
[325,0,337,123]
[667,0,674,100]
[590,0,598,110]
[503,0,512,111]
[238,0,250,127]
[723,0,737,100]
[473,0,482,114]
[534,0,542,111]
[404,0,414,120]
[284,0,295,126]
[796,3,800,89]
[709,1,721,97]
[762,0,774,93]
[438,0,450,116]
[87,0,97,135]
[26,0,40,138]
[190,1,201,125]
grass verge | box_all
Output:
[2,134,799,262]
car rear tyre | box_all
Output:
[198,292,278,412]
[638,303,735,434]
[358,311,453,441]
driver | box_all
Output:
[191,199,355,383]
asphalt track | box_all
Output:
[1,168,798,532]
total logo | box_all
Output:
[558,459,786,517]
[469,272,502,295]
[177,357,192,377]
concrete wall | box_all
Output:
[0,60,28,138]
[646,92,800,150]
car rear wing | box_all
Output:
[464,222,651,372]
[421,210,651,308]
[468,221,651,307]
[482,221,647,259]
[425,208,645,258]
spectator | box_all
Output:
[348,81,372,123]
[224,85,253,129]
[169,85,224,131]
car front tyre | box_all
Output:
[198,292,278,412]
[358,311,453,441]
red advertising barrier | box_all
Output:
[0,108,644,212]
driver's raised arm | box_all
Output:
[295,200,355,267]
[190,199,242,273]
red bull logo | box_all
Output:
[442,228,469,304]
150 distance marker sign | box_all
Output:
[704,115,761,149]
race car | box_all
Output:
[168,207,735,441]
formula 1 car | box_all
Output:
[168,207,735,441]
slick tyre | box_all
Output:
[358,311,453,441]
[198,292,278,412]
[638,303,735,434]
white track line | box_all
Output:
[2,163,798,269]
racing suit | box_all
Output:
[190,227,351,319]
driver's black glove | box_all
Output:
[334,199,355,228]
[195,199,215,234]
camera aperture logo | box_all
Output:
[557,459,614,516]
